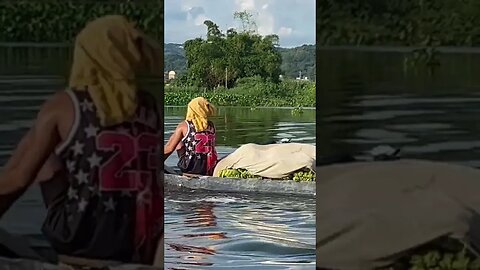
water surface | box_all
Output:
[164,107,316,269]
[318,48,480,166]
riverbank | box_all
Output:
[3,0,477,47]
[0,0,161,42]
[318,0,480,46]
[165,79,315,107]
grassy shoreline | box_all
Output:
[0,0,161,42]
[165,78,315,108]
[318,0,480,47]
[165,105,316,110]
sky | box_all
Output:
[164,0,315,48]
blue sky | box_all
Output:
[164,0,315,48]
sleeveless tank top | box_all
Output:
[177,120,218,176]
[41,87,163,264]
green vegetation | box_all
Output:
[0,0,161,42]
[164,43,315,81]
[166,12,315,107]
[219,167,316,182]
[278,45,315,80]
[219,168,256,179]
[164,45,187,74]
[165,76,315,107]
[318,0,480,46]
[291,107,304,116]
[0,2,315,79]
[317,0,480,71]
[180,13,282,89]
[409,250,480,270]
[378,239,480,270]
[292,169,315,182]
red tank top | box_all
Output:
[41,87,163,264]
[177,120,218,175]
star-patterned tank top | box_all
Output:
[177,120,218,176]
[41,87,163,264]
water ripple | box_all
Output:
[164,191,316,269]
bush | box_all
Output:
[0,0,162,42]
[318,0,480,46]
[164,77,316,107]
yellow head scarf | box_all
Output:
[186,97,216,132]
[69,15,161,126]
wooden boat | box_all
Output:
[165,173,316,196]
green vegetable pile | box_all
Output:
[384,250,480,270]
[381,239,480,270]
[218,167,316,182]
[292,170,316,182]
[218,168,256,179]
[409,250,480,270]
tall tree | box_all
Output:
[233,11,258,33]
[183,11,282,89]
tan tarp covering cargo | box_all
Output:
[316,159,480,270]
[213,143,316,179]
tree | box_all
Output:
[183,11,282,89]
[204,20,223,40]
[233,11,258,33]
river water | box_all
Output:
[318,48,480,167]
[164,107,316,269]
[0,47,316,269]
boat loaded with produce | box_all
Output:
[165,143,317,196]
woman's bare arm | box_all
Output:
[0,94,62,218]
[2,130,33,172]
[35,154,63,184]
[163,122,185,161]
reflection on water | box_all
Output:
[318,49,480,167]
[164,191,316,269]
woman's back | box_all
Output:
[177,120,217,175]
[42,88,162,264]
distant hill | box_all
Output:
[164,43,315,80]
[164,43,187,74]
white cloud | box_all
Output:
[180,2,192,11]
[194,14,210,26]
[257,14,274,36]
[278,27,293,36]
[235,0,256,11]
[234,0,275,36]
[165,0,315,47]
